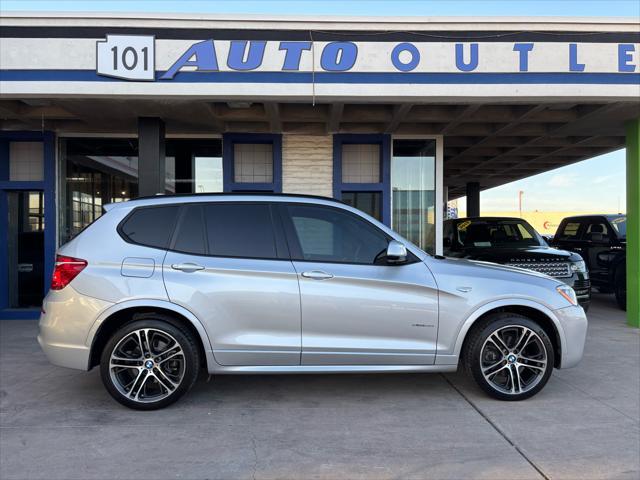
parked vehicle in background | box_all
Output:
[443,217,591,310]
[552,215,627,310]
[38,194,588,409]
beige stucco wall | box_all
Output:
[282,134,333,197]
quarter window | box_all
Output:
[558,222,581,239]
[203,203,277,259]
[285,205,389,264]
[120,206,180,249]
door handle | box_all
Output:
[171,263,205,273]
[301,270,334,280]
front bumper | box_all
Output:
[38,286,113,371]
[555,305,588,369]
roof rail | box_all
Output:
[126,191,346,204]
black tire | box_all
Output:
[463,312,555,401]
[614,266,626,311]
[100,315,201,410]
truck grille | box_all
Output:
[506,262,572,278]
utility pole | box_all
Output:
[518,190,524,217]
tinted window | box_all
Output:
[341,191,382,221]
[286,205,389,264]
[455,219,542,248]
[120,206,180,249]
[584,221,610,241]
[204,203,277,258]
[173,205,206,255]
[558,221,581,240]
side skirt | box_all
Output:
[208,364,458,374]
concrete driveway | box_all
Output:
[1,293,638,480]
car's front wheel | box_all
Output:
[100,316,200,410]
[464,313,554,401]
[614,266,626,311]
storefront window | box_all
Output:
[233,143,273,183]
[59,138,139,244]
[392,139,436,254]
[335,136,387,223]
[165,139,222,194]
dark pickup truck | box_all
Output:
[552,215,626,310]
[443,217,591,310]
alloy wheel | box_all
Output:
[480,325,548,395]
[109,328,186,403]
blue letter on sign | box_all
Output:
[569,44,585,72]
[160,40,218,80]
[455,44,478,72]
[618,44,636,72]
[320,42,358,71]
[279,41,312,70]
[513,43,534,72]
[391,43,420,72]
[227,41,267,71]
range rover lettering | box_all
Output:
[39,195,588,409]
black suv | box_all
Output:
[444,217,591,309]
[552,215,626,310]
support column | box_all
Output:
[466,182,480,217]
[138,117,166,197]
[626,118,639,327]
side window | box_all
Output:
[285,204,389,264]
[558,221,581,240]
[584,221,609,241]
[173,205,206,255]
[120,205,180,249]
[203,203,277,259]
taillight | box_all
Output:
[51,255,87,290]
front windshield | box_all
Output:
[609,216,626,238]
[455,219,544,248]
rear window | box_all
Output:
[203,203,277,259]
[120,206,180,249]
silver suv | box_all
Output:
[38,194,587,410]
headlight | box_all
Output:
[570,260,587,273]
[557,284,578,306]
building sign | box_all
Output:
[1,30,638,98]
[94,35,639,81]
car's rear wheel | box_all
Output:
[464,313,554,401]
[100,317,200,410]
[614,266,626,311]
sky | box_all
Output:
[456,150,627,214]
[2,0,639,17]
[1,0,634,213]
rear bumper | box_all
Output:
[37,334,91,370]
[555,305,588,369]
[38,286,113,371]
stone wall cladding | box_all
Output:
[282,134,333,198]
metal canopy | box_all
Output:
[1,98,638,197]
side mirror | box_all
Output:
[386,240,407,264]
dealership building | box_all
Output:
[0,12,638,324]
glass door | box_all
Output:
[6,191,45,308]
[391,139,437,254]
